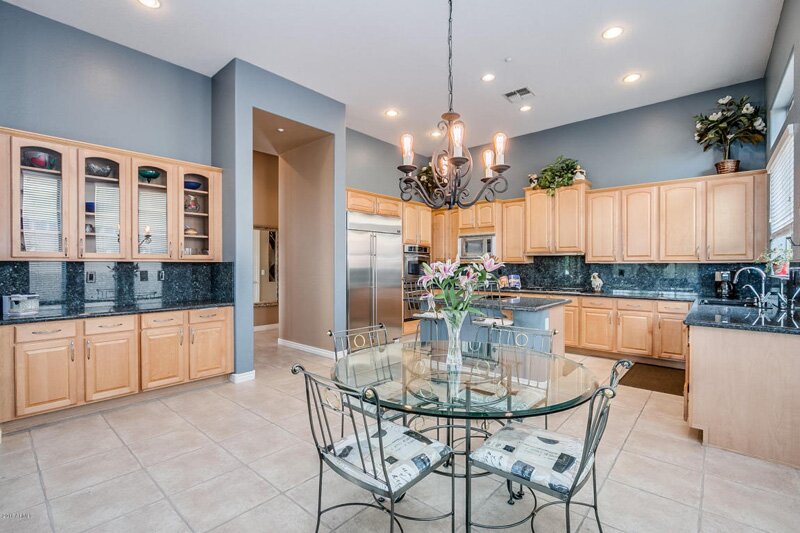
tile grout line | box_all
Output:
[26,430,57,533]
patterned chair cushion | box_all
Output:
[326,421,452,494]
[470,422,592,495]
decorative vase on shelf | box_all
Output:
[714,159,740,174]
[590,272,604,293]
[442,309,468,366]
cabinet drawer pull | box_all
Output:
[153,318,174,323]
[179,327,184,346]
[191,328,196,344]
[98,323,124,329]
[69,340,75,362]
[85,339,91,360]
[199,313,217,319]
[32,328,62,335]
[80,237,85,258]
[63,237,69,257]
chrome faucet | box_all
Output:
[733,267,768,308]
[790,267,800,312]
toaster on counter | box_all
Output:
[3,294,40,318]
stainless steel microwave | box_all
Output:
[458,234,495,260]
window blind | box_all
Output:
[768,125,795,239]
[94,182,120,254]
[138,189,168,254]
[21,170,63,252]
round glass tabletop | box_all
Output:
[331,341,599,420]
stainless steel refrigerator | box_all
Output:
[347,212,403,340]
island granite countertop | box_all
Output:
[684,302,800,335]
[501,287,698,302]
[474,296,571,312]
[0,300,234,326]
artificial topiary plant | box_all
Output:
[533,156,579,196]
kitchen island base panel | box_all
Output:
[689,326,800,468]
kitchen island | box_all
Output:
[685,302,800,467]
[418,296,570,355]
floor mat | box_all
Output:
[618,363,684,396]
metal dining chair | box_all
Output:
[468,359,633,532]
[402,279,443,345]
[470,280,513,342]
[291,364,455,533]
[327,324,404,430]
[488,324,555,353]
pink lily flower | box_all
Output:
[480,253,504,273]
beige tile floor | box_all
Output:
[1,330,799,532]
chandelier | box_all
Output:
[397,0,510,209]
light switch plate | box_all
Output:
[158,271,165,281]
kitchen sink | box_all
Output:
[698,298,759,307]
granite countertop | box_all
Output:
[684,302,800,335]
[474,296,571,312]
[501,287,698,302]
[0,300,234,326]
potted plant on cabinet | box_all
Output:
[693,95,766,174]
[529,155,581,195]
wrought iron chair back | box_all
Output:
[292,364,393,495]
[327,323,390,361]
[488,324,555,353]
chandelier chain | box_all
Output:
[447,0,454,112]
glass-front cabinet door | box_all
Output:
[132,157,176,260]
[179,166,219,260]
[11,136,75,259]
[78,149,129,259]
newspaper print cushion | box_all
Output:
[470,422,592,495]
[326,421,452,493]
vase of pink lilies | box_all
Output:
[419,254,503,365]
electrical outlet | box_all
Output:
[85,271,96,283]
[158,271,165,281]
[617,269,625,277]
[140,271,149,282]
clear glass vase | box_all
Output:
[442,309,468,366]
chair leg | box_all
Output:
[389,498,396,533]
[315,460,324,533]
[451,451,456,533]
[592,464,603,533]
[565,497,572,533]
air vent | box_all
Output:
[503,87,535,103]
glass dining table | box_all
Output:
[331,340,599,530]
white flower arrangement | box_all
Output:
[693,95,766,160]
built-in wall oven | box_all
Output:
[458,234,495,261]
[403,244,430,281]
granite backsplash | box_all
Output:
[0,261,234,311]
[500,256,800,297]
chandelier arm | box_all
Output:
[401,176,446,209]
[455,176,509,209]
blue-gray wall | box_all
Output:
[346,128,428,197]
[469,79,767,198]
[213,59,347,373]
[0,1,211,164]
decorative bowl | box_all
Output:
[138,168,160,183]
[184,227,199,236]
[184,194,201,212]
[24,150,57,170]
[184,180,202,190]
[85,202,96,213]
[86,161,112,177]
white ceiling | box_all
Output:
[8,0,783,153]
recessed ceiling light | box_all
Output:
[481,73,496,82]
[384,109,399,118]
[276,128,285,133]
[138,0,161,8]
[602,26,624,40]
[430,130,443,138]
[622,73,641,83]
[520,104,532,112]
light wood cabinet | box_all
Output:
[376,196,402,217]
[563,304,579,347]
[15,337,78,416]
[706,175,755,261]
[586,191,619,262]
[655,313,688,361]
[525,189,552,254]
[402,203,431,246]
[579,307,615,352]
[447,210,460,260]
[459,202,498,233]
[179,166,222,261]
[476,203,496,229]
[501,200,527,263]
[132,157,177,260]
[660,182,704,262]
[554,185,585,253]
[84,330,139,402]
[616,311,653,356]
[346,190,377,214]
[459,205,477,230]
[431,210,447,262]
[189,321,229,380]
[621,187,658,262]
[140,324,186,390]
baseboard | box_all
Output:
[277,338,335,359]
[253,323,279,332]
[228,370,256,383]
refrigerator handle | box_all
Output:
[372,233,378,326]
